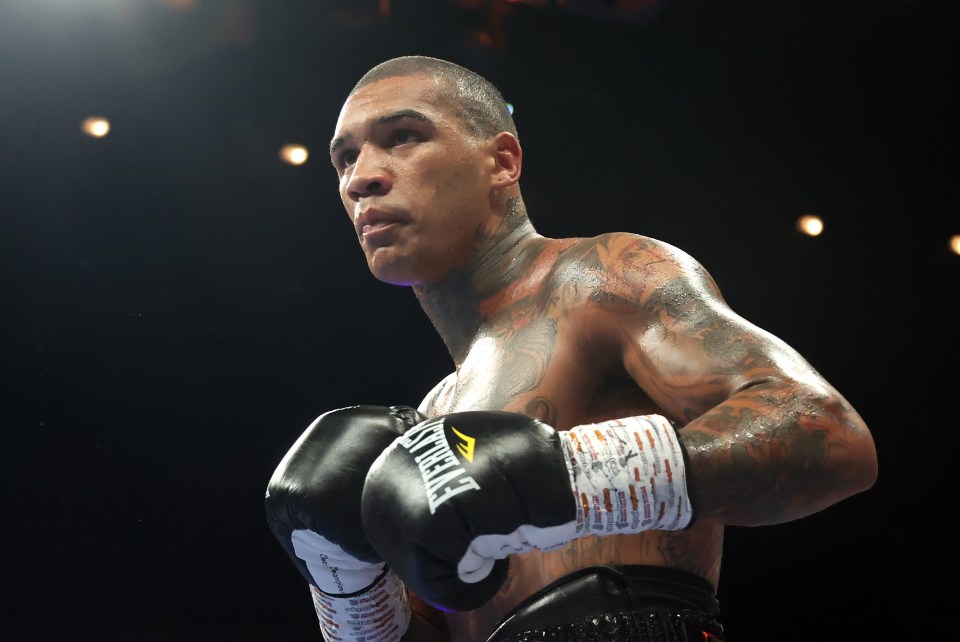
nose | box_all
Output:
[345,145,392,202]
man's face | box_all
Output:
[330,74,494,286]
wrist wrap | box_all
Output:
[562,414,692,534]
[310,570,411,642]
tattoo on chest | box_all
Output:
[494,315,557,402]
[443,314,556,415]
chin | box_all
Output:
[375,273,416,287]
[365,246,450,287]
[367,257,417,287]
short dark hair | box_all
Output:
[350,55,518,140]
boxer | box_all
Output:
[267,54,878,641]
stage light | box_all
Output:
[279,144,309,166]
[82,116,111,138]
[796,214,824,237]
[949,235,960,256]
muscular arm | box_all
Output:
[588,233,878,526]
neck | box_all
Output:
[413,198,546,366]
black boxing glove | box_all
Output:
[361,411,692,612]
[265,405,425,641]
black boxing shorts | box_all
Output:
[485,565,724,642]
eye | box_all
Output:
[335,149,358,170]
[391,129,420,146]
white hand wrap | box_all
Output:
[291,529,411,642]
[291,529,386,595]
[456,414,692,581]
[563,414,692,534]
[309,570,411,642]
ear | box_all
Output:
[489,132,522,188]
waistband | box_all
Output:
[486,565,723,642]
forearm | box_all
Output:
[677,379,877,526]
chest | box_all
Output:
[431,313,661,429]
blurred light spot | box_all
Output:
[506,103,514,115]
[82,116,110,138]
[949,235,960,256]
[471,30,494,48]
[279,144,309,166]
[214,0,256,46]
[796,214,824,237]
[162,0,198,11]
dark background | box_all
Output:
[2,0,957,640]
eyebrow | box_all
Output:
[329,109,433,156]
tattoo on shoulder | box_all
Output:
[556,234,670,314]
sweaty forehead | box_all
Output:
[334,75,454,136]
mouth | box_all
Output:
[356,208,408,240]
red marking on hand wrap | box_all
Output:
[570,432,582,450]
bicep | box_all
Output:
[587,235,876,522]
[610,250,827,423]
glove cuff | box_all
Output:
[311,569,411,642]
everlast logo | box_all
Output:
[398,419,481,514]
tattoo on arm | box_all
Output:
[586,234,868,525]
[680,391,848,524]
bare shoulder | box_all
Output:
[561,231,684,258]
[417,371,457,417]
[552,232,724,316]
